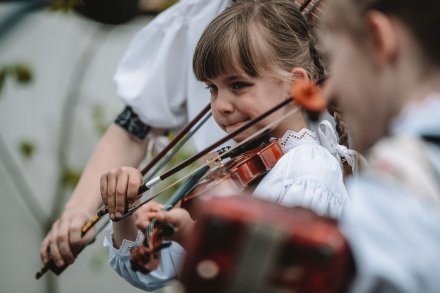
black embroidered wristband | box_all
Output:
[114,106,151,140]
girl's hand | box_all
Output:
[100,167,143,221]
[135,207,195,245]
[133,201,164,229]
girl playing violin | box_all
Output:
[101,0,358,291]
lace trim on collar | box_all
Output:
[279,128,319,152]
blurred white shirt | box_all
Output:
[114,0,233,152]
[341,94,440,293]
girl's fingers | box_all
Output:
[134,202,164,230]
[127,169,143,206]
[107,171,117,219]
[115,171,129,220]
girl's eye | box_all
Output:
[206,84,218,94]
[231,82,250,90]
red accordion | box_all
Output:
[180,195,353,293]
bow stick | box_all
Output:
[113,81,327,221]
[36,103,212,279]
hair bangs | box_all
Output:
[193,8,271,81]
[193,28,245,82]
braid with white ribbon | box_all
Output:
[317,120,366,173]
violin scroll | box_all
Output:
[130,221,175,273]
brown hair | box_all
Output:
[325,0,440,66]
[193,0,325,83]
[193,0,349,148]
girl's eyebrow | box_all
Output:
[224,75,245,82]
[204,75,247,84]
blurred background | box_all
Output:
[0,0,181,292]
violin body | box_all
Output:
[130,141,284,273]
[181,195,354,293]
[182,140,284,216]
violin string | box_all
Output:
[120,105,302,219]
[181,175,232,202]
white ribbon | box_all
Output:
[316,120,365,173]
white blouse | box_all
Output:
[104,122,350,291]
[254,127,349,218]
[114,0,232,151]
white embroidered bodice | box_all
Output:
[278,128,320,153]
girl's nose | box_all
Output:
[214,90,234,114]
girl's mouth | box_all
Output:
[225,121,248,133]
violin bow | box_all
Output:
[115,81,327,220]
[138,80,325,195]
[79,104,212,235]
[140,104,211,177]
[36,103,212,279]
[143,111,213,183]
[85,96,299,230]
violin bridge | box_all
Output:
[198,152,223,169]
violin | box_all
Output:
[35,77,326,279]
[128,79,327,274]
[129,138,285,273]
[181,139,284,215]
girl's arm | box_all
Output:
[112,216,138,248]
[40,124,148,267]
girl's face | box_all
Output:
[322,30,397,153]
[205,73,298,142]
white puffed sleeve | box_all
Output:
[103,225,185,291]
[254,143,348,219]
[114,0,231,129]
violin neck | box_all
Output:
[163,166,210,211]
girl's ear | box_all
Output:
[287,68,309,99]
[291,67,309,82]
[365,11,399,65]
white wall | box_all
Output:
[0,4,171,293]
